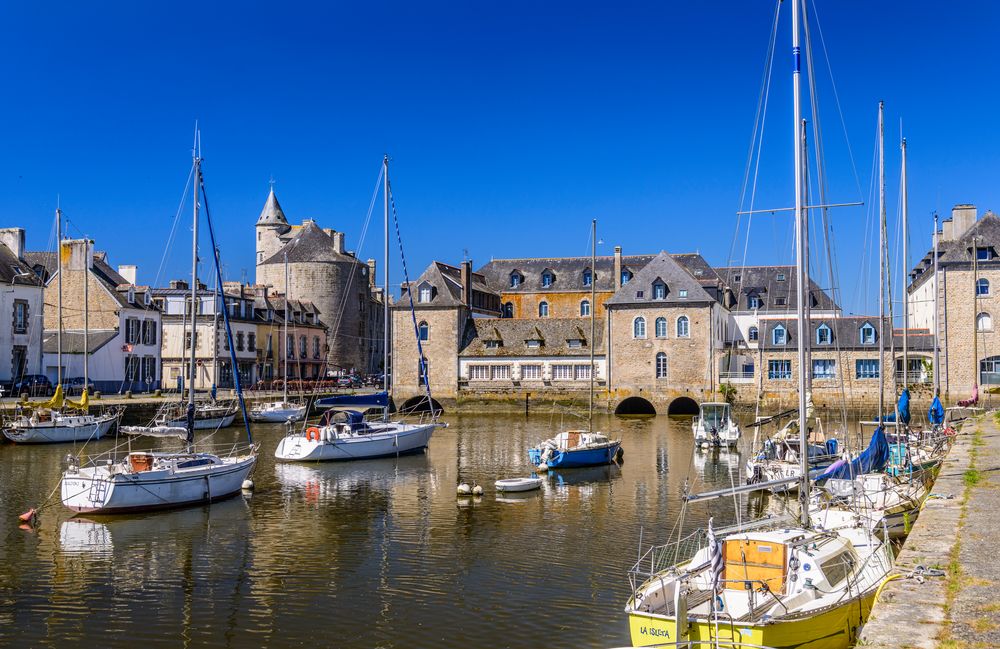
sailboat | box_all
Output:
[3,211,122,444]
[61,135,257,513]
[249,252,307,422]
[624,4,892,646]
[528,219,622,471]
[274,156,441,462]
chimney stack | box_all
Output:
[613,246,623,289]
[332,231,346,253]
[461,261,473,308]
[118,264,137,285]
[0,228,25,260]
[169,279,188,290]
[951,204,977,239]
[367,258,377,287]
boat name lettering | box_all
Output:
[638,626,670,638]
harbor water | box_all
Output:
[0,412,832,648]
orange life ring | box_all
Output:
[306,427,321,441]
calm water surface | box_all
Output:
[1,413,780,648]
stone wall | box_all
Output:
[940,267,1000,399]
[501,290,615,319]
[392,305,464,401]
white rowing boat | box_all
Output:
[495,477,543,492]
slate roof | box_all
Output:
[260,221,360,266]
[26,250,158,310]
[605,251,716,306]
[755,316,933,352]
[476,254,656,293]
[909,211,1000,292]
[460,317,605,357]
[254,294,326,328]
[42,330,119,354]
[256,188,288,226]
[714,265,839,312]
[0,244,43,286]
[398,261,500,311]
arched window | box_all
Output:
[860,323,876,345]
[418,321,429,341]
[582,269,593,287]
[580,300,591,316]
[538,301,549,317]
[772,324,787,345]
[978,278,990,296]
[655,317,667,338]
[816,323,832,345]
[977,312,993,332]
[676,315,690,338]
[502,302,514,318]
[655,352,668,379]
[542,271,554,287]
[633,316,646,339]
[510,271,523,288]
[748,326,759,341]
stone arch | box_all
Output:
[615,396,657,416]
[400,395,444,415]
[667,396,699,416]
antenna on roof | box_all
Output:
[269,175,276,192]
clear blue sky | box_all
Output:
[4,1,998,316]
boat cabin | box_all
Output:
[554,430,609,449]
[697,402,732,430]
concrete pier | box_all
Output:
[859,412,1000,648]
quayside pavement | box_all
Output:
[859,411,1000,649]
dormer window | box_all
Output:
[526,339,542,349]
[127,287,135,303]
[582,269,593,287]
[775,297,787,306]
[621,269,633,285]
[816,323,832,345]
[418,283,433,303]
[860,323,876,345]
[776,273,787,281]
[485,340,501,349]
[652,281,667,300]
[977,247,993,260]
[510,271,523,288]
[568,339,584,349]
[772,324,787,346]
[541,271,554,288]
[143,291,151,306]
[748,295,761,309]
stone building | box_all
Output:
[251,285,328,383]
[908,203,1000,400]
[27,240,162,394]
[254,188,382,374]
[0,228,44,387]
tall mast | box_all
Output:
[877,101,886,426]
[186,141,201,447]
[383,155,390,419]
[933,213,941,396]
[792,0,810,527]
[56,206,63,390]
[283,252,289,405]
[83,236,89,392]
[973,234,979,395]
[589,218,596,433]
[212,264,219,397]
[901,137,909,389]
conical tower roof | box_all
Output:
[256,188,288,225]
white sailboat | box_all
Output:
[61,135,257,514]
[249,252,307,423]
[274,156,440,462]
[4,210,122,443]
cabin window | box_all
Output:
[580,300,591,317]
[676,315,690,338]
[655,352,668,379]
[538,301,549,317]
[977,278,990,296]
[978,312,993,332]
[748,326,759,341]
[812,359,836,379]
[768,359,792,380]
[633,316,646,339]
[418,321,429,341]
[816,324,832,345]
[820,552,855,588]
[655,317,667,338]
[856,359,880,379]
[860,323,876,345]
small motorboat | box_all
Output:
[692,401,741,448]
[495,477,543,492]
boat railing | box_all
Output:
[629,529,707,582]
[607,641,779,649]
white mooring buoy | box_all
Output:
[457,483,472,496]
[242,479,255,491]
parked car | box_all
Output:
[13,375,54,397]
[65,377,97,396]
[335,376,354,388]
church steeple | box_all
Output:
[256,187,287,225]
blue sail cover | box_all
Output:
[316,391,389,411]
[881,389,911,424]
[815,426,889,482]
[928,395,945,425]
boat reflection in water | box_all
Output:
[547,463,621,487]
[691,446,742,484]
[273,453,431,506]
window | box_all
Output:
[248,333,257,352]
[286,334,294,358]
[492,365,511,380]
[816,324,832,345]
[469,365,489,380]
[521,364,541,380]
[552,364,573,380]
[821,552,855,588]
[653,281,667,299]
[621,269,633,285]
[568,339,583,349]
[860,323,876,345]
[733,274,742,283]
[503,302,514,318]
[580,300,591,317]
[772,324,787,346]
[633,316,646,339]
[418,321,429,341]
[236,332,245,351]
[124,355,139,381]
[977,247,992,260]
[141,320,157,345]
[748,295,761,310]
[127,287,135,303]
[418,357,429,386]
[776,273,786,281]
[748,326,759,341]
[981,356,1000,385]
[510,272,522,288]
[655,352,668,379]
[676,315,690,338]
[582,269,593,287]
[541,271,553,287]
[574,364,592,380]
[141,356,156,383]
[185,331,198,349]
[299,336,307,358]
[812,359,836,379]
[679,289,688,298]
[526,339,542,348]
[775,297,787,306]
[538,301,549,317]
[655,317,667,338]
[978,312,993,332]
[635,290,644,298]
[125,318,140,344]
[485,340,501,349]
[12,300,28,334]
[419,285,433,303]
[313,337,320,358]
[977,278,990,296]
[856,359,880,379]
[768,359,792,380]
